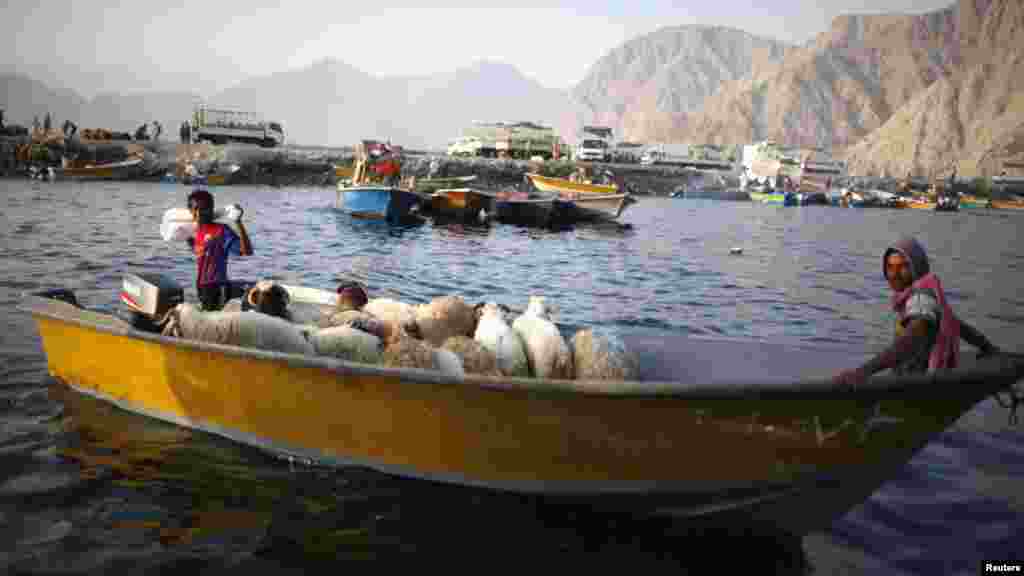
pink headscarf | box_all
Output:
[885,237,960,370]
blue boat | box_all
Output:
[337,184,422,223]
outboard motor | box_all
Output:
[119,273,184,333]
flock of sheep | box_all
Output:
[161,282,641,383]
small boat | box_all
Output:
[21,279,1024,537]
[990,199,1024,211]
[563,192,638,221]
[907,200,936,210]
[934,196,960,212]
[525,173,618,196]
[958,195,991,209]
[336,184,423,223]
[524,173,637,221]
[429,188,497,223]
[334,164,354,179]
[493,190,560,228]
[56,157,145,181]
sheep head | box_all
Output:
[525,296,557,319]
[474,302,511,323]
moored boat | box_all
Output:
[990,199,1024,211]
[429,188,497,223]
[750,191,786,204]
[525,172,618,196]
[413,175,478,195]
[21,279,1024,537]
[336,184,423,222]
[492,190,560,228]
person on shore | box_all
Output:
[834,236,999,388]
[185,188,254,311]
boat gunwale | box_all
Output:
[19,292,1024,402]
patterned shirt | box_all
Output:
[893,287,941,374]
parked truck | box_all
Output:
[191,105,284,147]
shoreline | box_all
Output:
[4,137,1023,198]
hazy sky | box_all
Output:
[3,0,955,98]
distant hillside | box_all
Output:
[570,25,791,142]
[843,0,1024,177]
[1,73,198,135]
[639,0,1024,176]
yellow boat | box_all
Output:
[21,280,1024,537]
[907,200,936,210]
[334,164,354,179]
[57,157,145,181]
[525,173,637,221]
[525,173,619,196]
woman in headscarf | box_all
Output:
[834,236,999,387]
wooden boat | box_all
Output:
[429,188,496,222]
[56,157,144,181]
[336,184,423,222]
[21,284,1024,537]
[907,200,936,210]
[958,195,991,209]
[493,190,561,228]
[525,172,618,196]
[562,192,637,221]
[990,199,1024,211]
[749,191,786,204]
[334,164,354,179]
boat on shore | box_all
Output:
[21,279,1024,537]
[56,157,145,181]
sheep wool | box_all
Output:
[511,296,573,380]
[414,295,477,347]
[165,304,314,356]
[441,336,502,377]
[319,309,391,341]
[570,328,640,381]
[363,298,418,338]
[310,325,382,364]
[473,303,530,377]
[381,333,464,379]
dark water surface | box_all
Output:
[1,180,1021,574]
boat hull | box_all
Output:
[21,291,1024,536]
[749,192,786,204]
[493,192,558,228]
[561,193,637,221]
[337,185,422,222]
[429,188,496,222]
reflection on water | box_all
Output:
[1,181,1022,573]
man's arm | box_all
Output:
[835,318,932,387]
[235,221,253,256]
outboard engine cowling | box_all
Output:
[119,273,184,332]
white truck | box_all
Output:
[574,126,613,162]
[191,105,284,147]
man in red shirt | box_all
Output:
[186,188,253,310]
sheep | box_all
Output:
[511,296,573,379]
[413,295,477,347]
[310,325,382,365]
[441,336,502,377]
[363,297,419,339]
[473,302,530,377]
[570,327,640,382]
[162,303,314,355]
[246,280,292,321]
[318,309,391,341]
[381,332,464,379]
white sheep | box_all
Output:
[473,302,530,377]
[319,309,391,341]
[163,303,314,355]
[310,325,382,365]
[570,327,640,382]
[511,296,573,379]
[413,295,477,347]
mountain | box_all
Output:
[210,58,575,149]
[843,0,1024,177]
[570,25,791,142]
[1,73,87,128]
[638,0,1024,177]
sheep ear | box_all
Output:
[499,303,512,315]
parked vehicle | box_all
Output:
[191,105,284,147]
